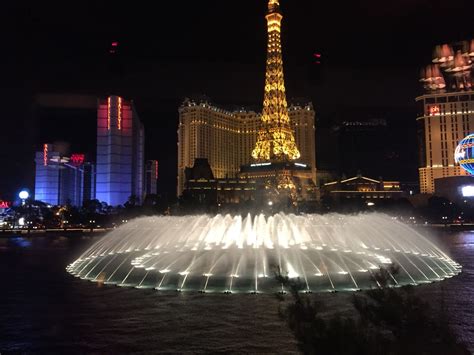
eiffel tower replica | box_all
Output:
[240,0,317,206]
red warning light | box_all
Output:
[314,53,322,58]
[111,41,118,47]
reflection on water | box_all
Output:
[0,230,473,353]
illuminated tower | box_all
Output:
[96,96,145,206]
[252,0,300,162]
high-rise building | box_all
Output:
[417,40,474,193]
[177,100,315,196]
[34,144,95,206]
[96,95,145,206]
[145,160,159,195]
[34,144,61,205]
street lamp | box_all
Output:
[19,190,29,205]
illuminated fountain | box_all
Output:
[68,2,464,293]
[67,213,461,293]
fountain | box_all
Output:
[67,213,461,293]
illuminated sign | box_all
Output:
[43,144,48,166]
[455,134,474,175]
[295,163,307,168]
[71,154,85,166]
[429,105,440,116]
[462,186,474,197]
[107,96,111,130]
[155,161,159,179]
[117,97,122,130]
[0,201,11,208]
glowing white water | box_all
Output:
[67,213,461,293]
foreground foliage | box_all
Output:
[275,266,469,355]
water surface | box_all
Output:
[0,229,472,353]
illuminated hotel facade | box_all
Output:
[177,100,316,197]
[417,91,474,193]
[177,0,316,198]
[96,96,145,206]
[417,40,474,193]
[34,144,95,206]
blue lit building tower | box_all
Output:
[34,144,95,206]
[95,95,145,206]
[34,144,61,205]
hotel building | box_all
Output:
[177,99,316,197]
[96,96,145,206]
[417,91,474,193]
[34,144,95,206]
[417,40,474,193]
[145,160,159,196]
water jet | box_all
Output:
[68,213,461,293]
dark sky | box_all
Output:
[2,0,474,200]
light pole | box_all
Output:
[19,190,29,206]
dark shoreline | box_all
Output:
[0,229,111,238]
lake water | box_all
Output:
[0,228,473,353]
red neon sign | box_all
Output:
[429,105,440,116]
[43,144,48,166]
[0,201,11,208]
[107,96,111,130]
[71,154,85,166]
[155,161,159,180]
[117,97,122,130]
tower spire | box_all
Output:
[252,0,300,162]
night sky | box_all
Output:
[2,0,474,200]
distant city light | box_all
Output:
[250,162,271,167]
[314,53,321,58]
[367,202,375,206]
[111,41,118,47]
[461,185,474,197]
[268,201,273,206]
[295,163,307,167]
[19,190,29,200]
[18,217,25,226]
